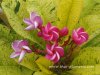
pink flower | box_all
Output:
[59,27,68,37]
[39,23,59,41]
[10,40,32,63]
[23,12,43,30]
[72,27,88,45]
[45,43,64,63]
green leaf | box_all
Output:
[36,57,54,74]
[26,0,57,24]
[66,64,100,75]
[56,0,72,28]
[66,0,83,32]
[82,29,100,48]
[89,4,100,15]
[71,47,100,66]
[80,0,96,18]
[77,15,100,35]
[56,0,83,32]
[16,0,29,20]
[94,0,100,3]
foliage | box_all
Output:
[0,0,100,75]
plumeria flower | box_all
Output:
[45,43,64,63]
[10,40,32,63]
[72,27,88,45]
[23,12,43,30]
[59,27,68,37]
[38,22,59,41]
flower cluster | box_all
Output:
[10,12,89,63]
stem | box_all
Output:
[65,43,77,65]
[32,45,46,55]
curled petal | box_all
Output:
[53,56,59,63]
[60,27,68,37]
[45,54,52,60]
[47,47,53,55]
[18,40,28,48]
[72,30,78,38]
[34,16,43,27]
[18,50,26,63]
[52,31,59,41]
[23,18,33,25]
[30,12,38,21]
[22,46,32,53]
[25,25,35,30]
[12,40,22,52]
[10,52,20,58]
[77,27,84,33]
[56,52,60,61]
[55,47,64,57]
[79,32,88,40]
[50,54,56,60]
[46,23,51,30]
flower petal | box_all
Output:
[50,54,56,60]
[45,54,52,60]
[12,40,22,52]
[34,16,43,27]
[60,27,68,37]
[46,46,53,55]
[34,21,38,29]
[19,40,28,47]
[77,27,84,33]
[55,46,64,57]
[30,12,38,21]
[22,46,32,53]
[23,18,33,25]
[56,52,60,61]
[18,50,26,63]
[10,52,20,58]
[52,31,59,41]
[53,55,59,63]
[80,32,89,40]
[25,25,35,30]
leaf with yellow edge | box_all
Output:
[36,57,54,74]
[67,0,83,32]
[56,0,72,28]
[56,0,83,32]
